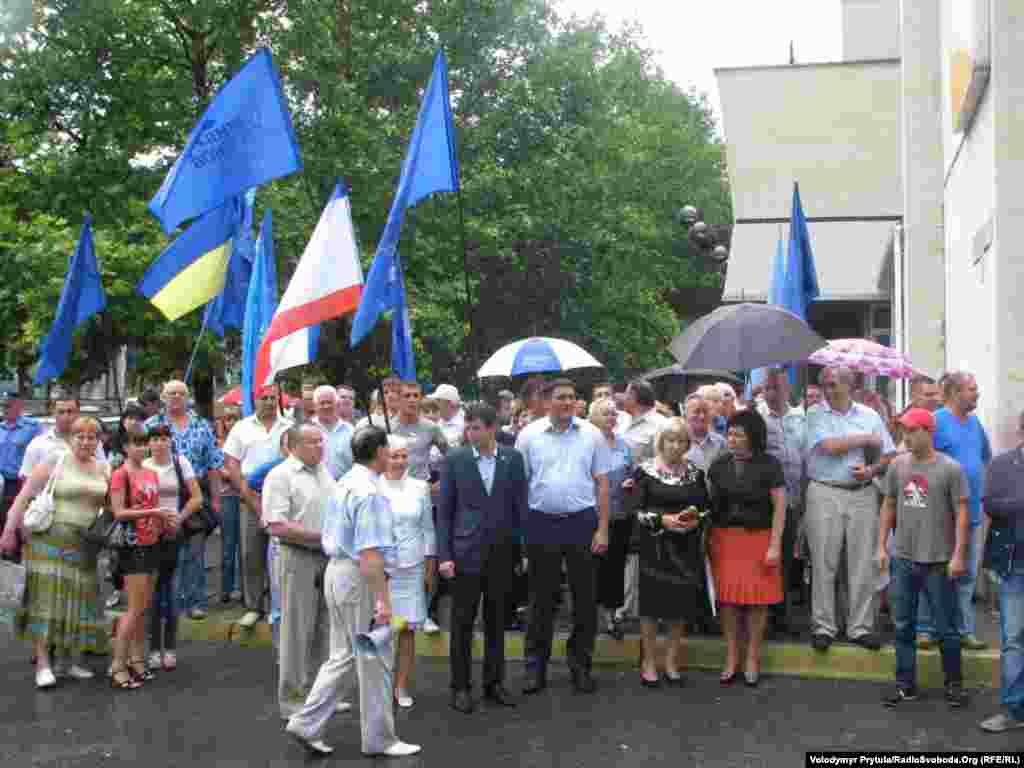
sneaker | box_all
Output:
[980,713,1024,733]
[65,664,94,680]
[35,668,57,689]
[915,633,934,649]
[377,742,421,758]
[285,723,334,756]
[230,590,242,601]
[105,591,121,610]
[961,634,988,650]
[238,611,262,628]
[883,686,919,708]
[189,609,208,620]
[147,651,163,671]
[946,683,967,708]
[423,618,441,635]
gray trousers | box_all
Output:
[240,501,268,612]
[286,558,398,755]
[278,545,329,718]
[804,482,879,640]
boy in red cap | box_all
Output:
[878,407,969,708]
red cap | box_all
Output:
[899,407,935,432]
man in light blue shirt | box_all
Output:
[515,379,611,695]
[311,385,354,481]
[0,397,41,562]
[285,426,420,759]
[805,366,895,652]
[933,371,992,647]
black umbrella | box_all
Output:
[669,303,827,372]
[641,365,741,404]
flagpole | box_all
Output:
[456,187,475,381]
[184,307,212,386]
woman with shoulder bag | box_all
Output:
[108,426,178,689]
[143,424,201,672]
[0,416,109,688]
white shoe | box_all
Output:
[239,611,262,628]
[335,701,352,714]
[285,723,334,755]
[147,651,163,671]
[395,690,414,708]
[35,668,57,689]
[65,664,94,680]
[380,742,421,757]
[423,618,440,635]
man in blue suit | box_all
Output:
[438,401,528,714]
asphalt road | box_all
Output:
[0,635,1020,768]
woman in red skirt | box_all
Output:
[707,409,786,687]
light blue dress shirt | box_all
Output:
[0,416,42,480]
[322,464,396,563]
[807,401,895,484]
[515,417,613,514]
[473,448,497,495]
[314,417,354,481]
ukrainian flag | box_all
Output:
[137,201,238,321]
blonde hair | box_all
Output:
[588,397,616,431]
[654,417,691,457]
[71,415,100,435]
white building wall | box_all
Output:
[842,0,901,60]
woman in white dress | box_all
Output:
[378,436,437,708]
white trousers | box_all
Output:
[286,558,398,754]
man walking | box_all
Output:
[0,396,41,562]
[311,385,353,481]
[263,424,332,719]
[933,371,992,649]
[145,380,223,620]
[877,408,968,708]
[224,384,293,626]
[516,379,611,694]
[980,409,1024,732]
[284,426,420,758]
[806,366,895,651]
[438,402,528,713]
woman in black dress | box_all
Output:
[632,417,709,687]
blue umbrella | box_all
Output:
[477,337,603,378]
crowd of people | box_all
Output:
[1,364,1023,756]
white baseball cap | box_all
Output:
[432,384,460,403]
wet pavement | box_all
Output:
[1,632,1021,767]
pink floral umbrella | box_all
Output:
[808,339,925,379]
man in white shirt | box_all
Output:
[311,385,354,481]
[224,384,294,624]
[20,398,106,477]
[264,424,334,720]
[432,384,465,449]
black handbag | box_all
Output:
[176,457,219,538]
[81,474,129,549]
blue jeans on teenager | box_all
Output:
[175,533,208,613]
[150,541,180,650]
[1000,566,1024,719]
[890,557,962,689]
[918,523,985,638]
[220,495,241,596]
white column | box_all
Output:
[899,0,947,376]
[989,3,1024,452]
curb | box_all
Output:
[172,616,999,690]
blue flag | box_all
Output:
[783,182,820,320]
[148,48,302,235]
[350,50,460,380]
[35,214,108,385]
[241,211,278,416]
[204,189,257,336]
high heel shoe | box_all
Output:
[129,657,155,682]
[719,669,738,686]
[110,663,141,690]
[640,674,662,689]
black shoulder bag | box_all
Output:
[176,456,220,538]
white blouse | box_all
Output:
[378,476,437,570]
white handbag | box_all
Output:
[23,452,67,534]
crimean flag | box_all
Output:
[254,182,363,390]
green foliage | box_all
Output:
[0,0,730,397]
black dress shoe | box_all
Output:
[450,690,475,714]
[484,685,516,707]
[852,633,881,651]
[522,673,547,695]
[812,633,833,652]
[571,667,597,694]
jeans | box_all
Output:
[890,557,962,689]
[220,495,241,595]
[918,523,985,638]
[175,533,208,613]
[999,568,1024,719]
[150,541,180,650]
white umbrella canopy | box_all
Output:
[477,337,603,378]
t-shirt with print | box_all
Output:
[884,453,967,564]
[110,466,163,546]
[143,456,195,514]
